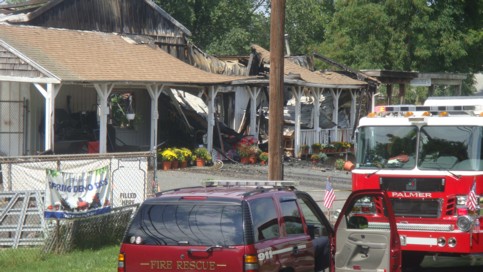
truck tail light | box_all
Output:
[118,253,125,272]
[244,254,259,272]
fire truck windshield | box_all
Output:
[356,125,483,171]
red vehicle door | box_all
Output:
[332,190,401,272]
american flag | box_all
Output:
[466,179,478,212]
[324,177,336,209]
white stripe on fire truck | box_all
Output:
[271,244,307,255]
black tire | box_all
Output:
[402,251,425,268]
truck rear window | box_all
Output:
[124,203,244,246]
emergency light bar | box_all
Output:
[380,105,477,112]
[371,104,483,118]
[202,180,299,187]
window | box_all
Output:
[419,126,483,170]
[346,196,386,230]
[297,197,328,237]
[280,198,304,235]
[125,203,244,246]
[249,197,279,242]
[356,126,417,169]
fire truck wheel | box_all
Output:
[402,252,425,268]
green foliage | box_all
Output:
[335,159,346,170]
[259,151,269,162]
[158,0,480,97]
[0,245,118,272]
[311,143,322,150]
[319,1,483,75]
[194,147,212,161]
[285,0,334,54]
[157,0,270,55]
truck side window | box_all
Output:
[280,199,304,235]
[249,197,279,242]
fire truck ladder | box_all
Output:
[0,191,48,248]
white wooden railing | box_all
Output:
[299,128,353,152]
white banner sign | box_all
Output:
[44,166,111,219]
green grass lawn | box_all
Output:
[0,245,119,272]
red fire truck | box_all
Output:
[352,96,483,266]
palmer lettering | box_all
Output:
[391,192,432,198]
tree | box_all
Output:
[156,0,270,55]
[318,0,483,96]
[320,0,483,73]
[284,0,334,55]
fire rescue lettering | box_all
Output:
[390,192,431,198]
[145,260,217,270]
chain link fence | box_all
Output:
[0,152,156,262]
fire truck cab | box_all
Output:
[353,96,483,266]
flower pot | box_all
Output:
[171,160,179,169]
[180,161,188,168]
[162,161,172,171]
[240,157,250,164]
[126,113,135,120]
[260,160,267,165]
[343,161,355,171]
[196,158,205,167]
[249,156,257,164]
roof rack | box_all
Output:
[202,180,299,188]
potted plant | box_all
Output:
[160,148,177,170]
[179,147,192,168]
[171,148,184,169]
[259,152,269,165]
[194,147,211,167]
[311,143,322,154]
[318,152,328,163]
[236,136,259,164]
[310,153,321,165]
[335,158,346,170]
[247,145,260,164]
[300,144,309,158]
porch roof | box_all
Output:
[251,44,367,89]
[0,23,249,85]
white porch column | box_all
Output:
[311,87,323,145]
[330,88,342,142]
[94,83,115,153]
[147,84,165,152]
[350,89,358,140]
[34,83,61,152]
[247,86,261,138]
[206,86,219,153]
[293,86,304,157]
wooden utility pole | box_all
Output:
[268,0,285,180]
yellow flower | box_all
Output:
[161,149,177,162]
